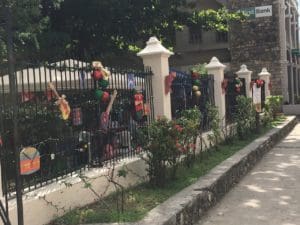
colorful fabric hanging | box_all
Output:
[72,107,83,126]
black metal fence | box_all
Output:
[225,78,266,123]
[225,77,246,122]
[170,69,214,131]
[0,59,154,196]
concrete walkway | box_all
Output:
[196,123,300,225]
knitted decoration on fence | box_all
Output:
[256,79,264,88]
[221,79,228,94]
[134,92,144,120]
[250,79,265,90]
[165,71,176,94]
[269,81,272,91]
[143,103,150,116]
[92,61,111,102]
[72,107,83,126]
[234,77,243,93]
[191,72,201,97]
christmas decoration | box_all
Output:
[72,107,82,126]
[77,131,90,152]
[256,79,264,88]
[194,79,201,86]
[104,144,114,160]
[95,89,104,100]
[234,77,243,93]
[92,61,111,103]
[134,92,144,120]
[21,91,35,103]
[101,91,110,103]
[165,71,176,94]
[191,72,200,79]
[191,72,202,98]
[46,89,54,101]
[195,91,202,97]
[20,147,40,175]
[100,90,118,131]
[48,82,71,120]
[192,85,199,92]
[222,79,228,94]
[128,73,135,89]
[250,79,265,90]
[98,79,109,89]
[144,103,150,116]
[92,69,103,80]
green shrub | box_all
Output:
[206,103,221,149]
[234,96,256,139]
[177,107,201,167]
[137,108,202,186]
[137,117,182,187]
[265,95,283,119]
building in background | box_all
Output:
[172,0,300,104]
[172,0,230,70]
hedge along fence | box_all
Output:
[0,59,154,197]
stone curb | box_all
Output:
[83,116,297,225]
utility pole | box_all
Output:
[5,2,24,225]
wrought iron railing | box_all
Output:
[170,69,214,131]
[0,59,154,196]
[225,77,246,123]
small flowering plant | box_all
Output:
[137,107,202,186]
[136,117,183,186]
[176,107,201,167]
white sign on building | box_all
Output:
[255,5,272,18]
[240,5,273,19]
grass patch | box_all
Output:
[49,118,286,225]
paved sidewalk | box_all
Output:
[196,123,300,225]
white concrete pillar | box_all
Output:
[258,68,271,98]
[236,64,253,98]
[137,37,173,120]
[205,57,226,127]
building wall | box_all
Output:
[173,0,229,71]
[228,0,285,96]
[173,0,299,102]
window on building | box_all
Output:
[216,31,228,43]
[189,26,202,44]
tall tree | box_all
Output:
[0,0,245,62]
[0,0,62,62]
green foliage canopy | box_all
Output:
[0,0,245,62]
